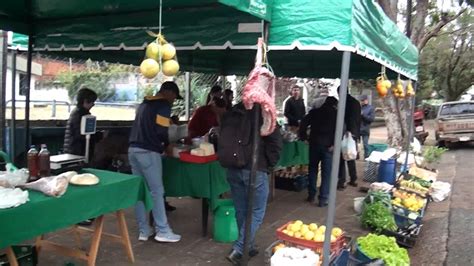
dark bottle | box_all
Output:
[38,144,51,177]
[27,145,39,181]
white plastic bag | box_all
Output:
[341,132,357,161]
[431,181,451,202]
[0,164,29,187]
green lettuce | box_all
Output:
[357,233,410,266]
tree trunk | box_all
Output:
[410,0,430,47]
[377,0,399,22]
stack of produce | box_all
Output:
[392,189,427,212]
[140,34,179,79]
[357,234,410,266]
[361,191,397,233]
[276,220,345,255]
[398,176,432,196]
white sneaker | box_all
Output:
[154,231,181,243]
[138,229,154,241]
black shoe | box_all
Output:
[77,219,93,226]
[348,181,358,187]
[337,184,346,191]
[165,202,176,212]
[226,249,242,265]
[305,196,316,203]
[318,201,328,207]
[249,247,259,257]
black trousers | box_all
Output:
[338,157,358,185]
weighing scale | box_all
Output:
[50,115,97,172]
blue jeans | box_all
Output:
[362,134,370,159]
[308,144,333,203]
[227,168,269,255]
[128,147,171,235]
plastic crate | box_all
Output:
[381,225,422,248]
[0,245,38,266]
[274,175,308,192]
[276,221,346,255]
[392,200,427,229]
[354,244,372,264]
[363,161,379,183]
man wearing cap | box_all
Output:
[128,81,183,243]
[360,95,375,159]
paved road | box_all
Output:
[409,144,474,266]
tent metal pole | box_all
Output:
[185,72,191,120]
[0,31,7,151]
[241,103,261,266]
[322,51,351,266]
[25,36,33,155]
[10,50,17,162]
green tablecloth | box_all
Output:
[0,168,152,249]
[162,158,230,210]
[277,141,309,167]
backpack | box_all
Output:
[217,104,254,169]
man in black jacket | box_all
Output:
[299,97,338,207]
[338,91,362,189]
[220,103,283,265]
[284,85,306,131]
[64,88,98,156]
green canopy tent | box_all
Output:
[7,0,417,80]
[2,0,419,264]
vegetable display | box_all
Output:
[357,234,410,266]
[361,201,397,233]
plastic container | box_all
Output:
[377,158,396,184]
[354,244,372,264]
[213,199,238,243]
[27,145,39,181]
[38,144,51,177]
[179,152,217,164]
[276,221,346,255]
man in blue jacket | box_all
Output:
[128,81,182,243]
[360,95,375,158]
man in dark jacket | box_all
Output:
[63,88,98,156]
[338,92,362,189]
[360,95,375,158]
[221,103,283,264]
[284,85,306,131]
[128,81,182,243]
[299,97,338,207]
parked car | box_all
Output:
[435,101,474,147]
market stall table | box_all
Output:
[0,168,152,266]
[269,141,309,201]
[162,157,230,237]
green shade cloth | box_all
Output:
[6,0,417,80]
[0,168,152,249]
[277,141,309,167]
[162,157,230,211]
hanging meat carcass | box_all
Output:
[242,38,277,136]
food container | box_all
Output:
[179,152,218,164]
[276,221,346,256]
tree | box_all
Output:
[419,11,473,101]
[374,0,471,147]
[57,60,135,102]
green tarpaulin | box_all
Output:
[4,0,417,79]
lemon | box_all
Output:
[282,229,289,234]
[286,223,293,231]
[309,223,318,231]
[140,59,159,79]
[161,43,176,60]
[331,227,343,237]
[300,225,309,235]
[145,42,161,60]
[304,231,315,241]
[294,232,302,239]
[162,59,180,76]
[294,220,303,226]
[290,223,301,232]
[313,234,324,242]
[287,231,294,237]
[318,225,326,234]
[330,235,337,243]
